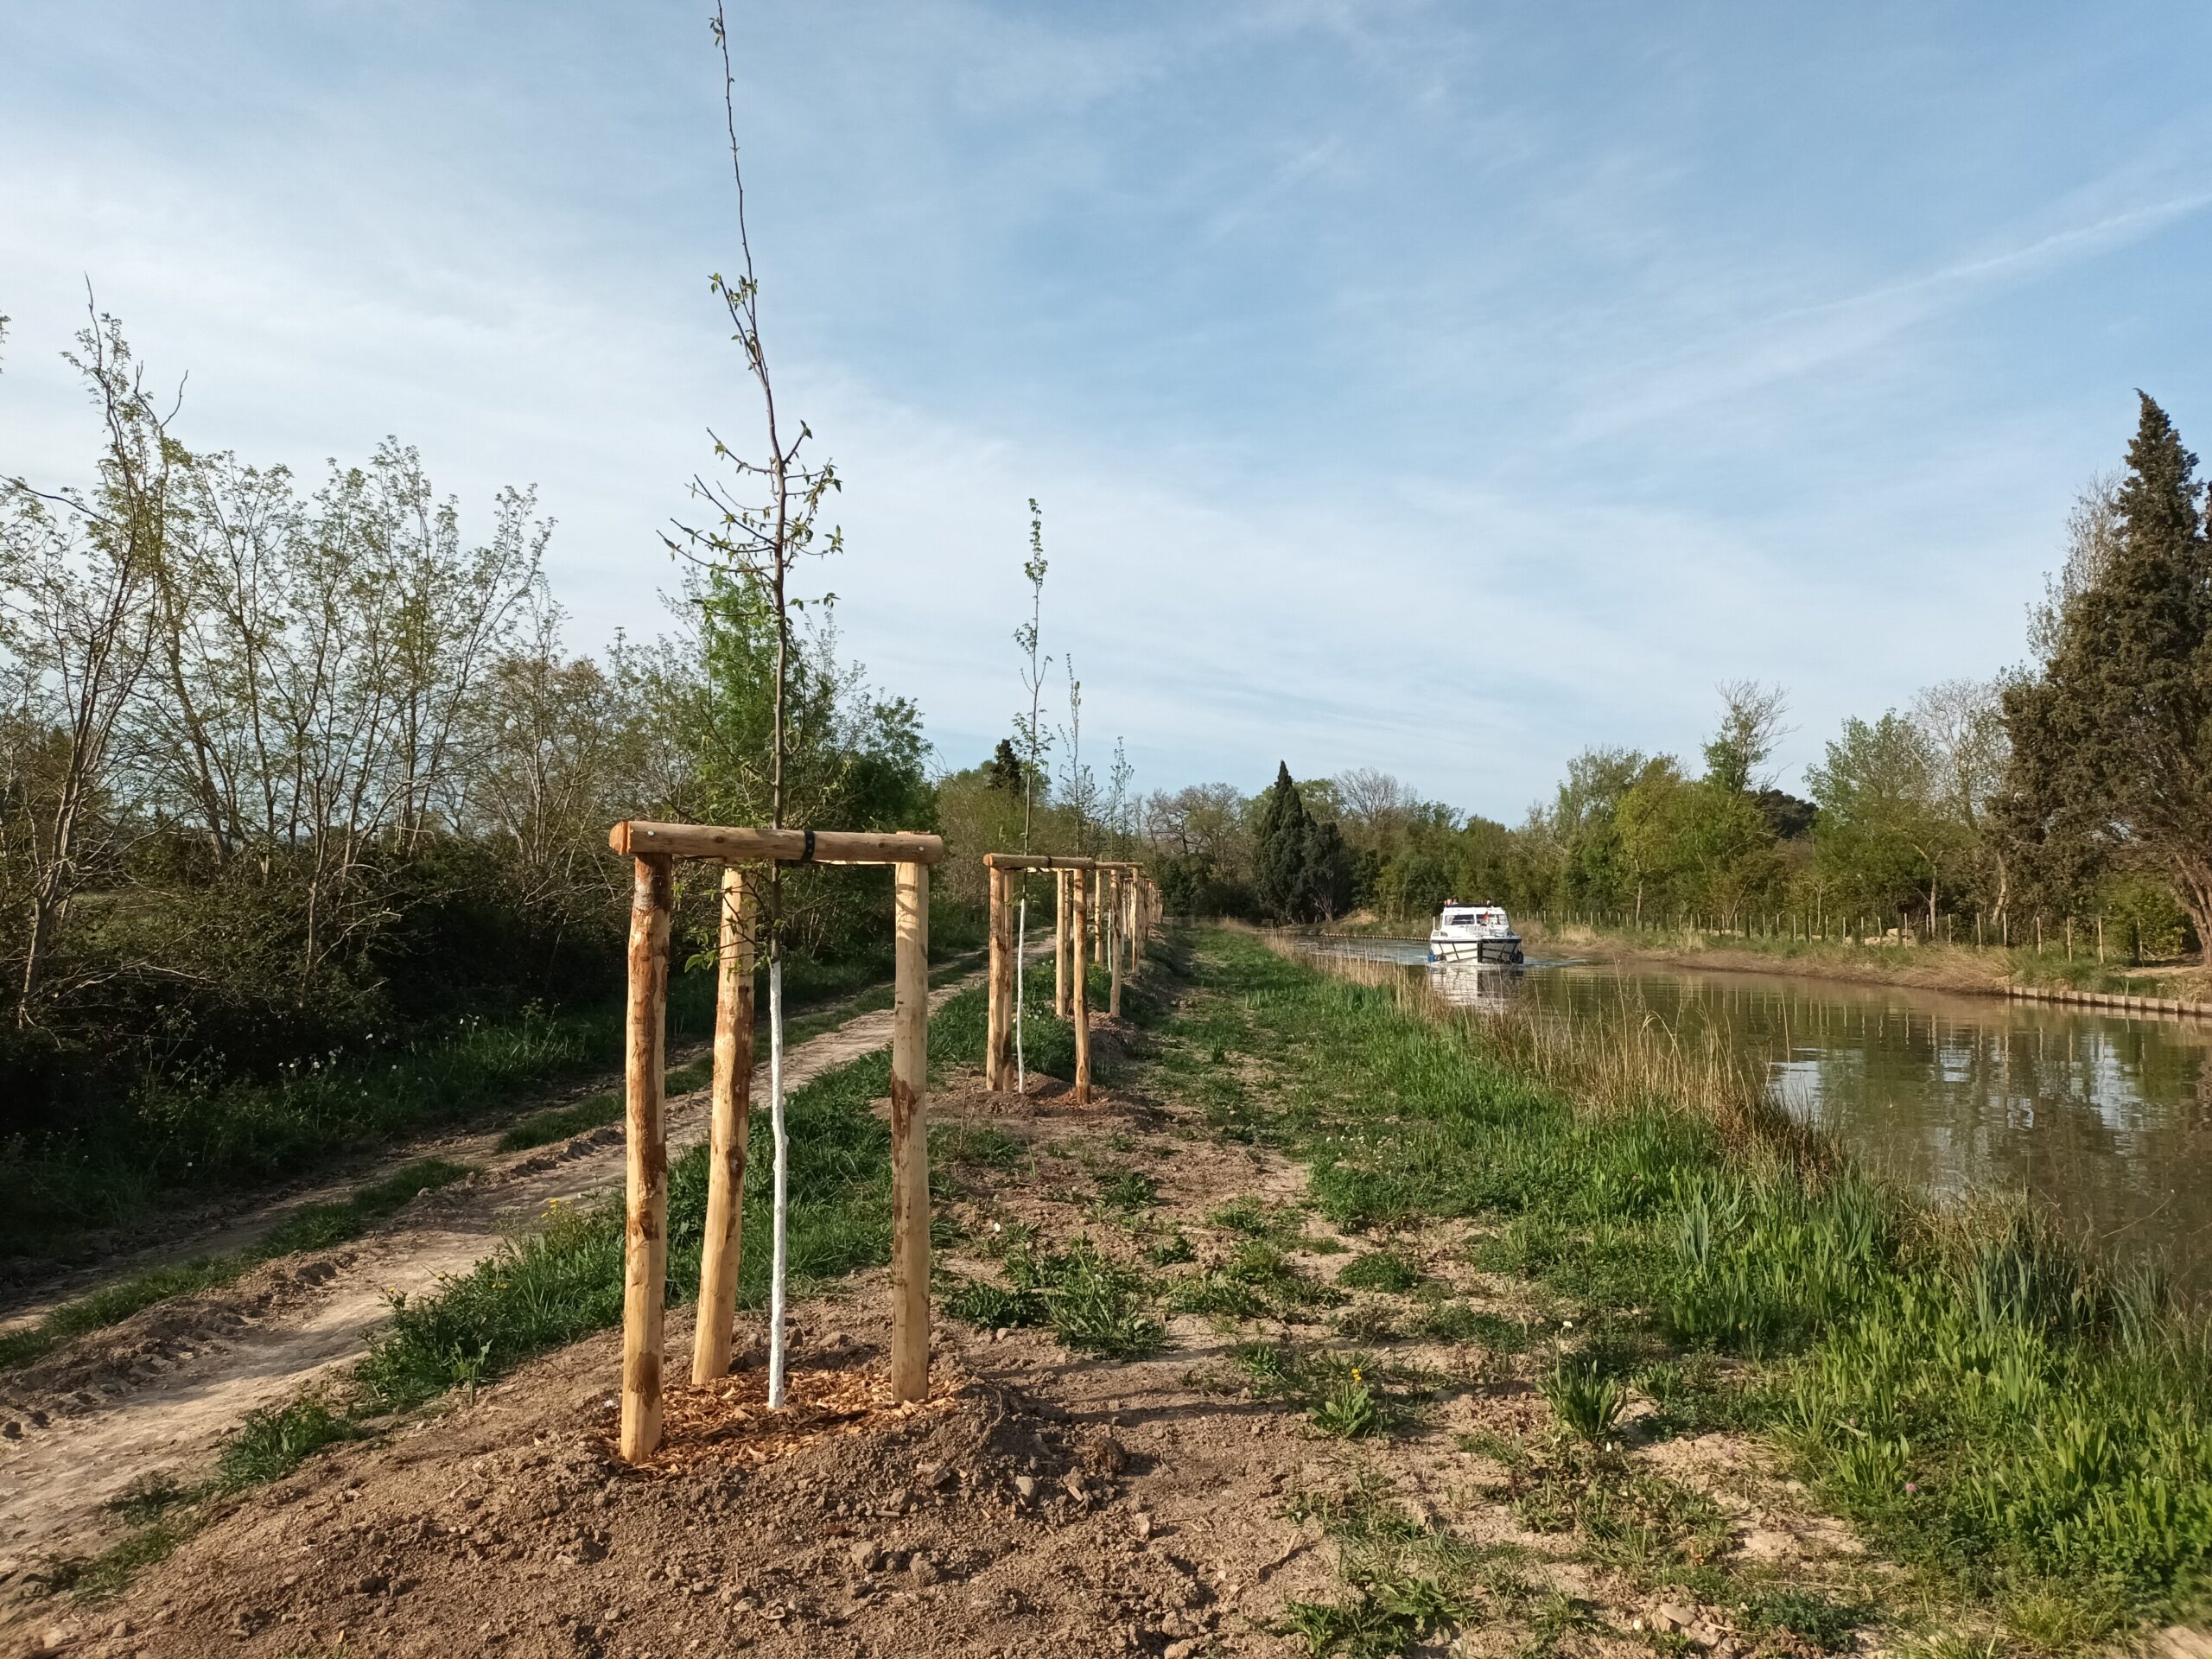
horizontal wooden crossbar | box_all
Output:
[608,821,946,865]
[981,853,1147,872]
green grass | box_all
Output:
[491,950,985,1154]
[102,978,1005,1547]
[1091,1167,1160,1211]
[0,1158,473,1371]
[0,1260,240,1370]
[1137,929,2212,1650]
[1281,1473,1512,1657]
[216,1395,363,1488]
[1337,1249,1425,1294]
[1172,1236,1346,1323]
[945,1234,1165,1357]
[354,987,995,1412]
[494,1088,625,1153]
[0,908,985,1273]
[25,1517,194,1601]
[1538,1358,1626,1443]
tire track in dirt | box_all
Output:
[0,975,982,1581]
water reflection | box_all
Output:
[1427,962,1521,1013]
[1297,938,2212,1287]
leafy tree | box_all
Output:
[2002,396,2212,958]
[1753,789,1817,841]
[2101,872,2189,963]
[1523,746,1649,913]
[1304,815,1354,920]
[1807,713,1952,927]
[1615,758,1689,924]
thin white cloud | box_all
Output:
[1560,185,2212,444]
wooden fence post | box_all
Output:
[1054,868,1070,1017]
[1071,871,1091,1103]
[1109,870,1124,1016]
[889,860,931,1402]
[986,865,1013,1090]
[1125,874,1141,982]
[620,851,673,1463]
[692,864,755,1384]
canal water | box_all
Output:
[1304,939,2212,1289]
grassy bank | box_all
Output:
[1154,930,2209,1650]
[1528,917,2205,1003]
[0,901,985,1278]
[2,945,993,1371]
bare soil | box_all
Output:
[8,1024,1888,1658]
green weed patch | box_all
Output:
[945,1233,1164,1357]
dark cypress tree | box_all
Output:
[986,737,1027,794]
[2000,393,2212,957]
[1255,762,1311,922]
[1302,817,1355,921]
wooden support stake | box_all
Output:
[1126,875,1141,979]
[620,852,673,1463]
[1053,868,1070,1018]
[692,865,755,1384]
[1071,870,1091,1103]
[1109,870,1124,1016]
[986,866,1014,1090]
[889,860,931,1402]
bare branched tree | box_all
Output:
[1058,658,1091,852]
[1009,499,1051,1090]
[668,3,844,915]
[664,2,845,1408]
[2,299,178,1021]
[1706,678,1792,794]
[2029,472,2122,661]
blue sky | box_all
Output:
[5,2,2210,823]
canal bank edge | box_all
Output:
[2003,982,2212,1021]
[1523,922,2212,1020]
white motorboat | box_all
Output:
[1427,902,1522,965]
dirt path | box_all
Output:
[0,976,982,1586]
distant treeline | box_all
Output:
[1131,396,2212,965]
[5,311,2206,1168]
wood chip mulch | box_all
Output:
[605,1363,965,1475]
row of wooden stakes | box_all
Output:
[604,821,1154,1465]
[982,852,1161,1103]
